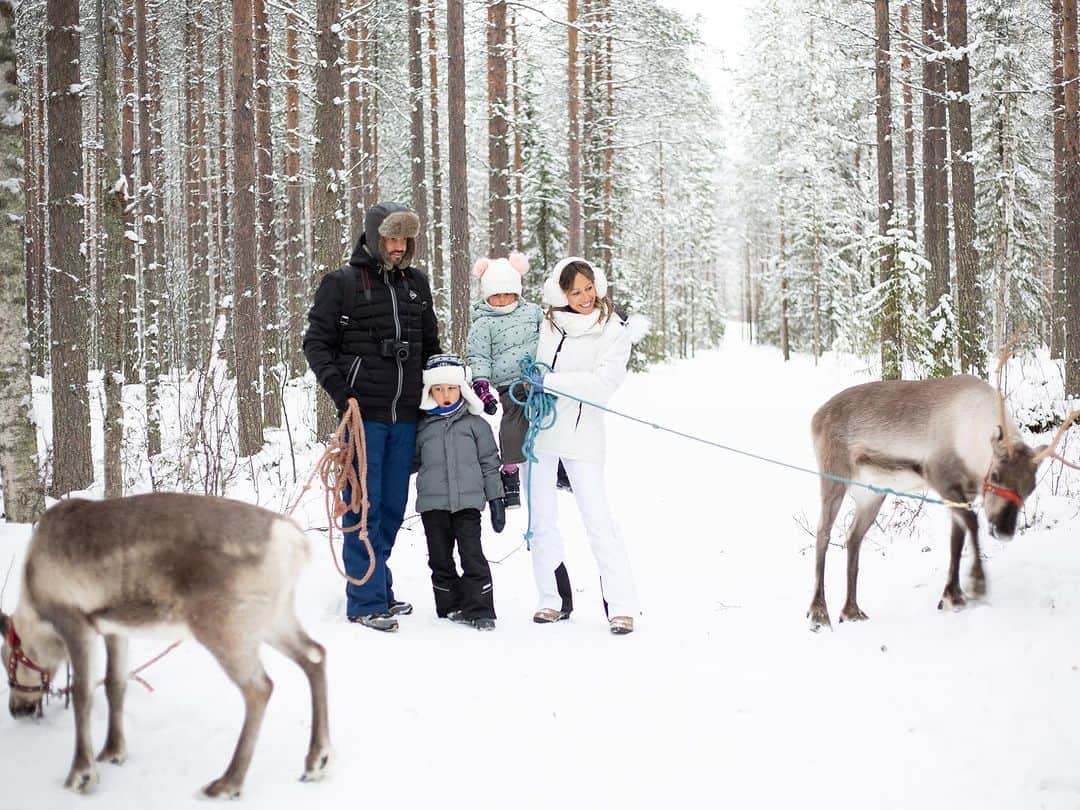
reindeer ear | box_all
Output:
[991,425,1009,456]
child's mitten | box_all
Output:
[473,379,499,415]
[489,497,506,533]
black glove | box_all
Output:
[489,497,506,533]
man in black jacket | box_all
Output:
[304,202,441,631]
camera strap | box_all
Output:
[337,263,373,344]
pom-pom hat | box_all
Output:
[420,353,484,414]
[472,252,529,302]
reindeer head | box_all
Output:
[984,405,1079,541]
[0,609,66,718]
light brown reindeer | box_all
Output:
[0,493,331,797]
[807,374,1078,631]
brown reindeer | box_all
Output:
[807,375,1077,631]
[0,493,331,797]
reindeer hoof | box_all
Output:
[96,747,126,766]
[202,777,242,800]
[839,605,870,622]
[807,605,832,632]
[937,588,967,611]
[64,766,99,793]
[967,573,987,598]
[301,750,330,783]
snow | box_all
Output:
[1,328,1078,809]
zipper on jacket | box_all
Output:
[550,326,568,369]
[574,402,583,429]
[384,270,404,423]
[348,356,362,389]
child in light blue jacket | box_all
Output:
[465,252,543,508]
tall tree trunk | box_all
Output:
[193,7,212,370]
[946,0,983,376]
[347,0,362,235]
[658,132,667,352]
[313,0,344,436]
[511,10,523,250]
[601,0,614,278]
[407,0,429,267]
[99,0,126,498]
[487,0,510,256]
[148,2,167,374]
[360,3,379,210]
[1064,0,1080,395]
[922,0,951,374]
[233,0,263,455]
[0,3,45,520]
[284,10,306,376]
[567,0,582,256]
[28,63,46,378]
[254,0,279,427]
[121,0,138,382]
[446,0,470,353]
[876,0,900,380]
[1052,0,1068,359]
[900,1,917,237]
[135,0,161,457]
[47,0,93,495]
[427,0,445,310]
[23,58,40,381]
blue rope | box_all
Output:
[506,355,559,547]
[508,358,972,511]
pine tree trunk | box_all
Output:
[254,0,279,428]
[360,5,379,210]
[47,0,93,495]
[1052,0,1067,360]
[427,1,445,310]
[99,0,126,498]
[347,0,362,235]
[186,8,211,370]
[23,56,40,381]
[284,11,306,376]
[658,133,667,352]
[148,3,167,375]
[313,0,343,436]
[446,0,470,353]
[0,3,45,520]
[27,63,46,378]
[1063,0,1080,396]
[233,0,263,456]
[511,11,523,250]
[876,0,900,379]
[407,0,428,267]
[601,0,614,278]
[121,0,139,382]
[135,0,161,457]
[922,0,951,374]
[900,1,917,237]
[946,0,983,376]
[567,0,582,256]
[487,0,510,256]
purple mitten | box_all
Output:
[473,379,499,415]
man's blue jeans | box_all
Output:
[342,420,417,618]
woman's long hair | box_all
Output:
[545,261,614,327]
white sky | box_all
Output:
[655,0,751,104]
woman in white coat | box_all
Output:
[526,256,639,635]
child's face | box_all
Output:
[430,384,461,407]
[487,292,518,308]
[565,272,597,315]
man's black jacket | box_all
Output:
[303,231,440,423]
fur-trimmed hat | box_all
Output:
[542,256,608,307]
[364,202,421,268]
[472,252,529,302]
[420,353,484,414]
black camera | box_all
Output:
[380,339,410,362]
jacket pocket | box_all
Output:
[335,354,363,389]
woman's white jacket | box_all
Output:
[534,308,631,464]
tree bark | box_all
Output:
[1052,0,1067,359]
[47,0,93,495]
[876,0,900,380]
[120,0,138,382]
[922,0,951,374]
[945,0,983,376]
[567,0,582,255]
[347,0,362,235]
[447,0,470,353]
[511,11,523,250]
[284,10,306,376]
[899,1,917,237]
[407,0,428,267]
[313,0,344,436]
[487,0,510,256]
[0,3,45,520]
[360,3,379,211]
[254,0,279,427]
[1064,0,1080,395]
[232,0,263,455]
[427,0,445,311]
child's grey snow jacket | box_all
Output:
[414,405,504,514]
[465,299,544,388]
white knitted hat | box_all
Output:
[542,256,608,307]
[420,354,483,414]
[473,252,529,302]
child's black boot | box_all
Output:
[501,469,521,509]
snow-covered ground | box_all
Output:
[2,327,1079,810]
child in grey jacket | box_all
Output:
[414,354,506,630]
[466,252,544,509]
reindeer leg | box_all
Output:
[268,619,331,783]
[939,512,970,610]
[198,638,273,799]
[46,612,100,793]
[962,510,986,598]
[839,493,884,623]
[97,634,128,765]
[808,479,846,631]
